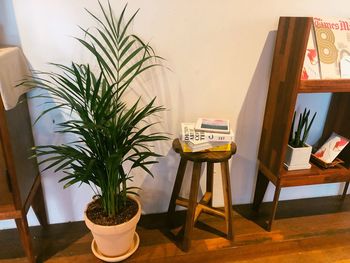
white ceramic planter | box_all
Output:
[84,196,141,258]
[284,144,312,170]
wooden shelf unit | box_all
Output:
[0,94,47,262]
[252,17,350,230]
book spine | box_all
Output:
[181,123,234,142]
[204,132,234,141]
[180,141,231,153]
[191,143,231,152]
[181,132,233,142]
[181,129,206,141]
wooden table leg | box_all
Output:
[268,184,281,231]
[206,162,214,206]
[31,178,48,227]
[167,158,187,227]
[342,182,349,199]
[15,216,35,263]
[221,161,234,240]
[183,161,201,251]
[252,169,269,211]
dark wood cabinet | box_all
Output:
[252,17,350,230]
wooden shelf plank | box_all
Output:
[280,163,350,187]
[299,79,350,93]
[281,163,350,177]
[0,205,21,220]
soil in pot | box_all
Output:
[86,197,138,226]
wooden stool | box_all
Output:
[167,138,237,251]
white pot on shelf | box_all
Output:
[84,196,141,261]
[284,144,312,170]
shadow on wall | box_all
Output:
[119,39,187,214]
[231,31,276,205]
[132,65,187,214]
[138,149,177,214]
[31,95,88,224]
[0,0,21,46]
[0,26,4,43]
[140,31,278,212]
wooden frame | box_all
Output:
[0,94,47,262]
[252,17,350,230]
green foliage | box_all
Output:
[288,108,316,148]
[24,2,168,217]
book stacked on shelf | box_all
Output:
[179,119,234,152]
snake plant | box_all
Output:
[288,108,316,148]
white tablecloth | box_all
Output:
[0,47,30,110]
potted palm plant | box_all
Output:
[24,2,168,260]
[285,108,316,170]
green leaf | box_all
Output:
[24,1,168,217]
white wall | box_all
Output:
[0,0,20,45]
[1,0,350,229]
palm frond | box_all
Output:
[25,1,168,217]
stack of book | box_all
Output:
[179,118,234,152]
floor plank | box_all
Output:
[2,195,350,262]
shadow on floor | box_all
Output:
[234,194,350,230]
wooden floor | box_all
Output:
[2,195,350,262]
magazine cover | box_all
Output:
[313,17,350,79]
[301,26,321,80]
[314,132,349,163]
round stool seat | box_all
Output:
[172,138,237,162]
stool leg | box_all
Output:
[221,161,234,240]
[342,182,349,199]
[206,162,214,206]
[15,216,35,263]
[268,184,281,231]
[183,161,202,251]
[167,158,187,227]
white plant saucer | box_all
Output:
[91,232,140,262]
[284,162,311,171]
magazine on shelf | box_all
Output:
[301,25,321,80]
[181,123,234,142]
[313,17,350,79]
[195,118,230,134]
[314,132,350,163]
